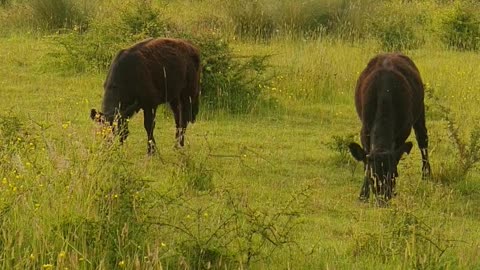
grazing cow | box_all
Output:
[348,53,431,202]
[90,38,201,154]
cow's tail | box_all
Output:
[187,47,201,123]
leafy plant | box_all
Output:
[426,86,480,182]
[192,34,273,113]
[327,133,356,165]
[441,2,480,51]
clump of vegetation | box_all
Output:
[353,208,453,269]
[151,185,312,268]
[51,1,172,72]
[226,0,275,41]
[427,87,480,183]
[225,0,346,40]
[441,2,480,51]
[327,133,355,165]
[29,0,95,31]
[193,34,272,113]
[177,152,214,192]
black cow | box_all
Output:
[90,38,201,154]
[348,53,431,202]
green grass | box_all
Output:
[1,1,480,268]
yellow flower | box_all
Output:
[161,242,167,247]
[58,251,66,258]
[29,253,35,261]
[2,178,7,185]
[118,260,125,268]
[42,264,54,269]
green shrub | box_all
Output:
[375,20,421,51]
[441,2,480,51]
[51,1,172,72]
[29,0,93,31]
[367,2,425,51]
[153,185,311,268]
[191,34,272,113]
[427,87,480,183]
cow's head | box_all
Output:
[90,101,139,142]
[348,141,413,200]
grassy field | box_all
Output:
[1,0,480,269]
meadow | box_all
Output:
[1,0,480,269]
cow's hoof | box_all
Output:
[358,195,369,203]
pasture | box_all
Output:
[1,0,480,269]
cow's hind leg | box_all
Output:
[413,106,431,179]
[170,99,188,148]
[144,107,157,155]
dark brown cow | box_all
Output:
[348,53,431,202]
[90,38,201,154]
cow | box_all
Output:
[90,38,201,154]
[348,53,431,202]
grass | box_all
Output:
[1,0,480,269]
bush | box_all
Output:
[374,20,421,52]
[367,2,425,51]
[29,0,94,31]
[51,1,172,72]
[152,185,311,268]
[441,2,480,51]
[192,34,272,113]
[426,87,480,183]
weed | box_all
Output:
[177,153,214,192]
[148,185,311,268]
[426,87,480,182]
[327,133,356,164]
[353,208,454,269]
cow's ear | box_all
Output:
[348,142,366,162]
[90,109,97,120]
[395,141,413,160]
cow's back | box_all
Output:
[104,38,201,109]
[355,53,424,122]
